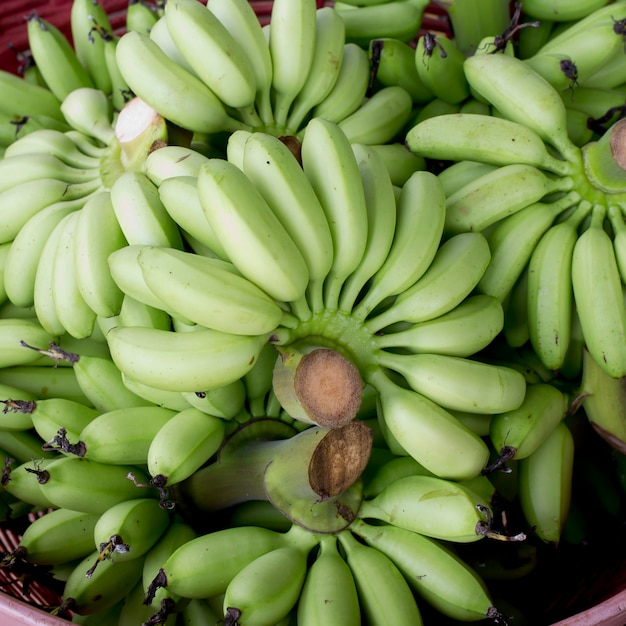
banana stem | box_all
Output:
[582,118,626,193]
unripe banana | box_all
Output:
[222,544,311,626]
[338,528,424,626]
[144,145,211,185]
[338,85,414,145]
[76,406,177,465]
[0,383,36,431]
[415,32,469,104]
[352,170,445,320]
[106,325,269,392]
[3,457,58,508]
[268,0,317,128]
[374,294,504,357]
[311,43,370,124]
[572,206,626,378]
[406,113,575,175]
[60,87,115,146]
[365,232,492,333]
[437,160,499,197]
[358,473,490,542]
[197,157,310,304]
[521,0,618,26]
[518,421,575,544]
[116,30,249,134]
[73,190,127,318]
[26,12,95,102]
[137,246,285,335]
[151,526,287,599]
[17,507,100,565]
[73,354,154,413]
[181,380,246,419]
[0,69,64,121]
[126,0,160,34]
[38,456,155,514]
[300,117,368,310]
[463,52,579,162]
[351,518,500,622]
[287,6,346,131]
[296,534,360,626]
[489,382,570,465]
[147,407,225,487]
[527,203,591,372]
[444,163,574,235]
[0,318,57,368]
[367,368,490,480]
[92,498,171,566]
[376,351,526,414]
[29,397,99,445]
[60,548,144,615]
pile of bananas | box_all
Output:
[0,0,626,624]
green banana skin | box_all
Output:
[3,457,58,509]
[17,508,100,565]
[0,383,37,431]
[29,397,99,444]
[338,527,424,626]
[351,518,500,622]
[518,421,575,544]
[39,456,156,514]
[358,474,491,543]
[0,69,64,121]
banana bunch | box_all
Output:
[406,27,626,380]
[113,0,415,143]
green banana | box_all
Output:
[29,397,99,445]
[0,69,64,121]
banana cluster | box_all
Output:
[406,5,626,382]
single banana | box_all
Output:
[477,192,581,302]
[115,30,250,134]
[180,379,246,418]
[60,86,115,146]
[76,406,178,465]
[103,34,132,113]
[311,43,370,124]
[16,507,100,565]
[338,143,397,313]
[300,117,368,310]
[106,324,269,392]
[117,295,171,331]
[268,0,317,128]
[296,534,361,626]
[137,246,285,335]
[376,351,526,414]
[109,170,183,249]
[222,544,311,626]
[489,382,569,465]
[463,52,580,162]
[164,0,258,113]
[241,131,334,312]
[92,498,171,567]
[517,421,575,544]
[126,0,160,34]
[29,397,99,444]
[73,190,127,318]
[50,210,98,339]
[197,157,310,303]
[367,142,425,187]
[147,14,201,79]
[337,528,424,626]
[148,526,287,599]
[406,113,575,175]
[70,0,113,94]
[39,456,155,514]
[336,1,424,48]
[0,318,57,368]
[365,231,492,333]
[2,458,58,508]
[338,85,413,146]
[367,367,490,480]
[562,85,626,121]
[444,163,574,235]
[147,407,225,486]
[415,32,469,104]
[374,294,504,357]
[59,547,144,616]
[573,205,626,378]
[144,144,211,185]
[155,176,227,260]
[369,37,435,105]
[121,374,192,413]
[207,0,275,125]
[350,518,500,622]
[521,0,611,21]
[503,265,531,348]
[26,12,95,102]
[0,69,64,121]
[4,128,101,169]
[527,202,591,372]
[351,170,445,320]
[285,6,346,131]
[73,354,154,413]
[358,473,490,542]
